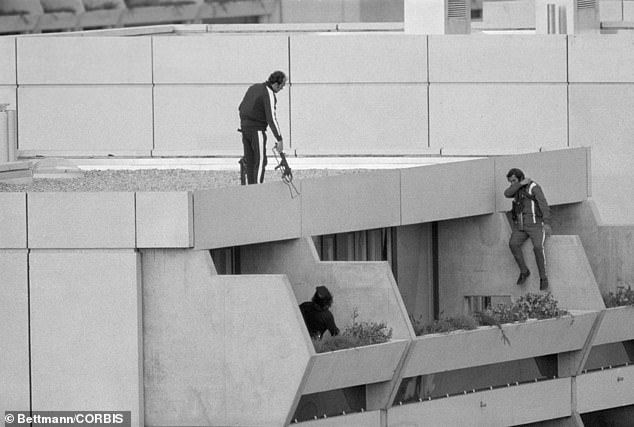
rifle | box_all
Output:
[273,148,300,198]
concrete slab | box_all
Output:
[152,35,288,84]
[17,37,152,84]
[290,33,426,83]
[429,35,565,82]
[18,86,153,157]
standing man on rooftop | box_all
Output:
[238,70,287,184]
[505,168,552,290]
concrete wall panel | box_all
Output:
[0,250,29,417]
[18,86,153,156]
[143,249,311,427]
[143,249,227,426]
[290,34,426,83]
[388,379,571,427]
[568,35,634,82]
[30,250,142,425]
[301,171,400,236]
[291,84,429,155]
[626,0,634,20]
[223,275,311,426]
[401,159,495,225]
[0,192,26,248]
[569,83,634,224]
[593,306,634,346]
[17,37,152,84]
[494,148,590,211]
[0,37,16,84]
[429,83,568,155]
[600,0,624,21]
[429,35,566,83]
[28,192,136,248]
[136,192,193,248]
[0,86,16,109]
[153,85,289,156]
[194,182,301,249]
[577,366,634,413]
[153,35,289,84]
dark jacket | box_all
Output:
[299,301,340,339]
[504,179,551,225]
[238,82,283,141]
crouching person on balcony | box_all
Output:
[299,286,340,339]
[505,168,552,291]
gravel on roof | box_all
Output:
[0,168,371,192]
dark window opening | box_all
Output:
[210,246,241,275]
[291,385,366,423]
[313,227,397,280]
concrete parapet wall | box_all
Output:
[4,32,634,224]
[27,192,137,248]
[387,378,572,427]
[136,192,193,248]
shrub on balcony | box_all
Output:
[83,0,125,11]
[411,314,478,336]
[413,293,568,337]
[603,285,634,308]
[312,308,392,353]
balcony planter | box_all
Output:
[593,305,634,346]
[388,378,572,427]
[400,310,599,378]
[302,339,409,395]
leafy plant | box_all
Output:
[411,314,478,336]
[312,308,392,353]
[603,285,634,308]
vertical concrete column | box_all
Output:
[0,103,8,163]
[7,109,16,161]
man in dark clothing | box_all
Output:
[299,286,340,339]
[505,168,552,290]
[238,70,286,184]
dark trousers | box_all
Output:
[509,221,548,279]
[241,128,267,184]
